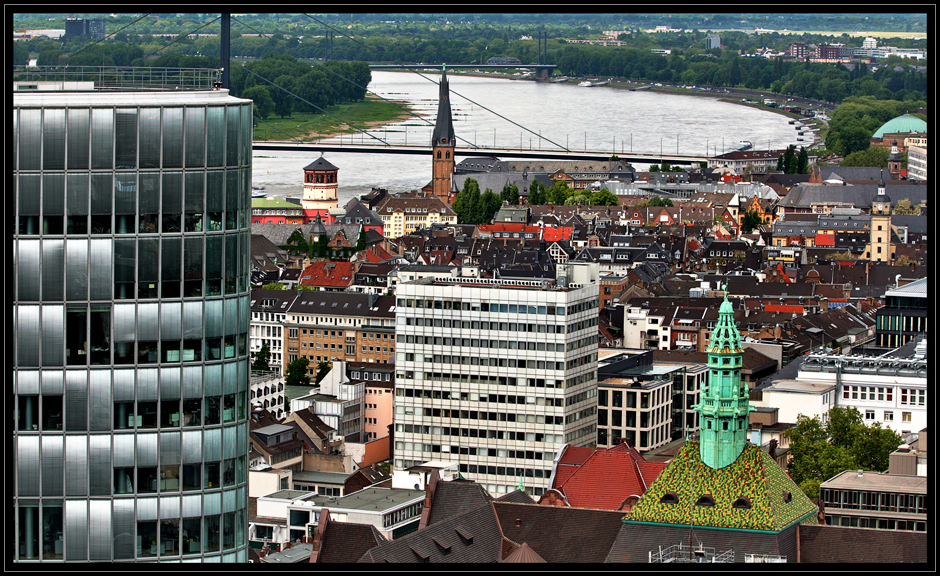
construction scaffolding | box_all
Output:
[649,542,735,563]
[744,553,787,563]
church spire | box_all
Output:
[694,285,750,469]
[431,66,455,147]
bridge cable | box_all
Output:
[236,60,390,146]
[151,15,222,57]
[229,15,445,142]
[230,15,397,146]
[59,13,153,65]
[302,13,570,152]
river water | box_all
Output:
[251,70,802,204]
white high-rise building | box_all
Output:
[393,263,600,497]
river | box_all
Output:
[251,70,804,205]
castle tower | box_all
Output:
[694,286,750,469]
[302,154,339,222]
[431,66,456,204]
[869,172,892,263]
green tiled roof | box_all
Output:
[872,114,927,138]
[624,442,818,532]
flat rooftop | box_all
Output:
[823,470,929,493]
[763,379,836,395]
[290,486,424,513]
[619,364,687,377]
[599,377,671,390]
[291,470,349,485]
[254,424,293,436]
[262,489,315,501]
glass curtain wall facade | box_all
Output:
[13,88,252,562]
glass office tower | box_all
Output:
[13,75,252,562]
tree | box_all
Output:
[285,357,311,386]
[648,196,674,207]
[527,180,545,205]
[590,188,619,206]
[741,209,763,233]
[500,183,519,206]
[313,360,331,385]
[262,282,284,290]
[356,228,367,252]
[480,189,502,224]
[893,198,921,215]
[251,342,271,372]
[840,145,889,167]
[242,85,275,120]
[452,178,481,224]
[785,407,903,488]
[270,75,295,118]
[796,146,809,174]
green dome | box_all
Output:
[873,114,927,138]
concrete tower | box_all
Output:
[694,287,750,469]
[869,172,893,263]
[431,66,456,204]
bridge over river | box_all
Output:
[251,141,706,166]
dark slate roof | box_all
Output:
[492,502,626,564]
[605,522,796,563]
[798,524,928,563]
[426,480,493,527]
[780,183,926,211]
[493,490,535,504]
[891,214,928,234]
[304,155,339,172]
[318,521,386,563]
[359,503,502,563]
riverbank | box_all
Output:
[253,94,416,141]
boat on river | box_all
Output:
[551,76,569,83]
[578,81,593,87]
[251,186,268,199]
[593,79,611,87]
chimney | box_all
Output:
[260,542,270,558]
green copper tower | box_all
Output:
[694,287,751,469]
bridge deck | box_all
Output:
[251,141,704,164]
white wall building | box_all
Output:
[250,373,287,419]
[290,360,364,441]
[756,350,927,435]
[394,263,600,497]
[250,290,297,376]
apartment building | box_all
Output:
[250,288,298,377]
[283,291,396,376]
[394,263,601,497]
[375,193,458,239]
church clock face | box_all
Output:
[440,137,448,144]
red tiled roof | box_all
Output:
[765,304,804,314]
[553,447,668,511]
[558,445,593,465]
[541,227,573,241]
[299,261,356,288]
[814,233,835,246]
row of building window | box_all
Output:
[821,489,927,514]
[16,502,246,562]
[13,104,252,173]
[598,407,670,429]
[394,426,564,445]
[825,515,926,532]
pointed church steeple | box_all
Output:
[431,65,456,203]
[694,286,751,469]
[431,66,456,147]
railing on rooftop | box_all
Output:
[12,66,222,91]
